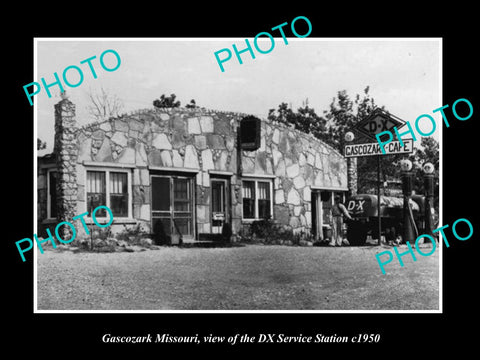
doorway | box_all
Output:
[311,190,323,241]
[151,174,195,244]
[311,189,346,241]
[210,177,230,235]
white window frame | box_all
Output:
[46,168,57,220]
[85,167,133,220]
[241,177,274,222]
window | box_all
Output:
[47,170,58,219]
[87,171,106,215]
[242,179,272,220]
[257,182,271,219]
[86,169,131,218]
[109,172,128,217]
[242,181,255,219]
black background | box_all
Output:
[6,3,478,356]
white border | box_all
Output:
[34,37,442,314]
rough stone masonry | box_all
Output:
[38,99,351,241]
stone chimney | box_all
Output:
[54,98,78,240]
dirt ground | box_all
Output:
[36,243,439,311]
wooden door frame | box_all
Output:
[210,176,231,234]
[150,173,196,242]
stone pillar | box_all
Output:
[54,99,78,240]
[347,157,357,195]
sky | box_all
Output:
[35,38,441,155]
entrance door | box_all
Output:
[311,190,323,241]
[151,175,194,244]
[210,178,229,234]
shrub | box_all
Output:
[115,223,143,244]
[250,217,275,241]
[221,222,232,243]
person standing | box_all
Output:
[329,195,353,246]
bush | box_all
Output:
[221,222,232,243]
[115,224,143,244]
[250,217,275,241]
[239,217,315,246]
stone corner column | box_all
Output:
[54,99,78,240]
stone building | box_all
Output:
[37,98,352,244]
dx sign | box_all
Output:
[347,200,365,212]
[365,116,394,135]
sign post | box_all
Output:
[347,108,411,246]
[377,155,381,244]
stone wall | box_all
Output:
[242,120,347,234]
[39,102,348,240]
[75,107,243,235]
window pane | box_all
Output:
[174,178,190,212]
[242,181,255,199]
[110,172,127,194]
[174,178,188,200]
[152,177,171,211]
[174,201,189,212]
[243,199,255,219]
[87,171,106,216]
[211,181,224,213]
[242,181,255,219]
[257,182,270,200]
[258,199,271,219]
[109,172,128,217]
[87,171,105,193]
[110,194,128,217]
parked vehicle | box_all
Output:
[345,194,426,245]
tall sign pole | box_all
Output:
[377,155,381,244]
[346,108,410,246]
[400,160,415,244]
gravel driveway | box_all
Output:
[36,244,439,311]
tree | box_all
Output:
[37,138,47,151]
[408,137,439,211]
[267,100,327,139]
[153,94,181,108]
[86,86,124,121]
[410,137,439,169]
[185,99,197,109]
[321,87,387,193]
[267,102,295,125]
[267,87,439,199]
[323,86,439,198]
[323,86,382,152]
